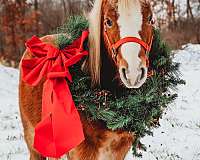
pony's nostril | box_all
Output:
[122,68,128,80]
[140,67,146,80]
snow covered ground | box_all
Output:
[133,44,200,160]
[0,66,27,159]
[0,44,200,160]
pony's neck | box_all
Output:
[100,38,118,91]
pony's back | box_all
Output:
[19,34,58,160]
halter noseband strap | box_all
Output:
[112,37,152,52]
[104,30,153,59]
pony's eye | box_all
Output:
[148,15,155,25]
[148,15,153,22]
[106,18,113,28]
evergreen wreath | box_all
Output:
[54,16,185,156]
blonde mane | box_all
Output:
[87,0,103,86]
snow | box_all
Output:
[0,44,200,160]
[0,66,28,160]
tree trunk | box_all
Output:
[61,0,67,17]
[186,0,194,21]
[34,0,39,34]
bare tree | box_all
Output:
[34,0,39,34]
[61,0,67,17]
[186,0,194,21]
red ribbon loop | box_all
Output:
[21,31,89,158]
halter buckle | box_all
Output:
[111,47,117,59]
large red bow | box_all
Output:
[21,31,89,158]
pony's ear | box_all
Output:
[82,0,103,87]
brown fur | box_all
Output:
[139,2,154,66]
[68,115,135,160]
[19,0,153,160]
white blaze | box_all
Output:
[117,0,144,87]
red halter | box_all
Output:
[103,28,154,77]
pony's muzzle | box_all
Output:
[119,65,147,89]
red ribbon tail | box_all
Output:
[34,79,84,158]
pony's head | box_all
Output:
[87,0,155,88]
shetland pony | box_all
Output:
[19,0,154,159]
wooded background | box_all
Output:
[0,0,199,67]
